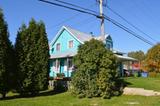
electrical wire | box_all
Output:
[39,0,98,17]
[106,5,158,43]
[52,0,98,14]
[103,15,154,46]
[39,0,155,46]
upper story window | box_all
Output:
[56,43,60,51]
[69,40,73,48]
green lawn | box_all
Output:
[124,77,160,91]
[1,77,160,106]
[0,92,160,106]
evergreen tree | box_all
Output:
[34,21,49,91]
[15,19,49,95]
[0,9,14,98]
[71,39,122,99]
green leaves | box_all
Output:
[128,50,145,61]
[0,9,14,98]
[15,19,49,95]
[145,43,160,72]
[71,39,122,99]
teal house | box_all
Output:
[49,26,136,78]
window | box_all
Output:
[68,58,73,69]
[56,43,60,51]
[69,40,73,48]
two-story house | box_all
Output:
[49,26,136,78]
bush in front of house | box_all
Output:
[71,39,123,99]
[56,73,65,78]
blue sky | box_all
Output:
[0,0,160,53]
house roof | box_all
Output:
[65,26,93,43]
[49,26,111,46]
[50,51,137,62]
[50,26,137,61]
[115,54,138,62]
[50,51,77,59]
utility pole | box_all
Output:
[99,0,105,41]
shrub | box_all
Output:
[71,39,123,99]
[57,73,65,78]
[149,72,157,78]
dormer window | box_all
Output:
[56,43,60,51]
[69,40,73,48]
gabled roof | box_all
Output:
[49,26,111,47]
[50,26,93,46]
[65,26,93,43]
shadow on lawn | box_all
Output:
[123,80,132,87]
[0,90,66,100]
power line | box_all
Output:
[52,0,98,14]
[39,0,155,46]
[103,15,154,46]
[47,3,96,30]
[39,0,98,17]
[47,13,78,29]
[106,5,158,43]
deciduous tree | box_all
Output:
[145,44,160,72]
[128,50,145,62]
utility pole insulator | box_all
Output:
[96,15,104,19]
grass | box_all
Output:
[1,77,160,106]
[0,92,160,106]
[124,77,160,91]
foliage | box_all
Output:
[144,44,160,72]
[71,39,122,99]
[0,9,14,98]
[15,19,49,95]
[56,73,65,78]
[128,50,145,61]
[148,72,157,78]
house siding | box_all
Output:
[50,29,81,55]
[49,29,81,78]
